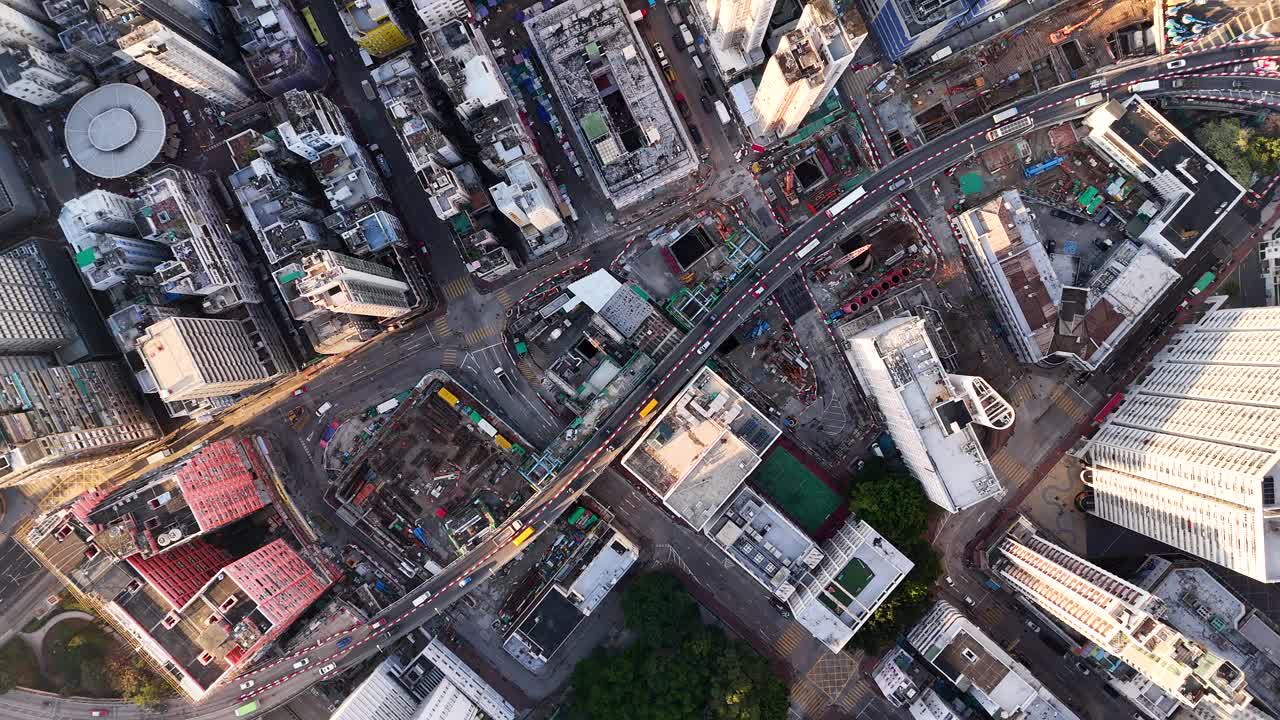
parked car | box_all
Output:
[292,385,308,396]
[292,658,311,670]
[688,124,703,145]
[374,153,392,177]
[701,77,716,96]
[336,637,352,651]
[651,42,666,61]
[239,680,255,690]
[182,109,194,125]
[700,95,714,114]
[1074,661,1091,676]
[318,663,337,676]
[674,93,691,121]
[1166,59,1187,69]
[696,340,711,354]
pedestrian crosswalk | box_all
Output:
[1006,380,1035,406]
[1046,385,1091,423]
[496,288,513,308]
[774,624,807,657]
[988,447,1032,487]
[790,681,827,720]
[433,317,450,336]
[464,324,502,346]
[441,276,474,301]
[441,348,458,367]
[517,358,538,381]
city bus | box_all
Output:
[991,106,1019,124]
[512,526,536,547]
[639,398,659,418]
[301,7,326,47]
[824,185,866,218]
[986,116,1034,142]
[235,701,259,717]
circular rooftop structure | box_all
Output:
[65,83,166,179]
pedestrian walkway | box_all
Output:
[441,348,458,367]
[988,447,1032,487]
[433,316,450,336]
[442,276,474,301]
[496,288,513,308]
[464,324,503,346]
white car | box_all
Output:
[1166,59,1187,69]
[292,658,311,670]
[239,680,255,690]
[318,663,337,676]
[696,340,711,354]
[370,620,384,630]
[986,11,1003,22]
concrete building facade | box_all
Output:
[0,45,92,107]
[0,254,76,353]
[138,316,284,401]
[752,3,860,138]
[295,249,411,318]
[117,21,256,108]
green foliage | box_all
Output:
[1193,117,1280,186]
[844,460,942,654]
[848,458,931,547]
[572,572,788,720]
[0,639,42,692]
[109,652,172,708]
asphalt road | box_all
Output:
[20,42,1280,720]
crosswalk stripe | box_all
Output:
[497,289,512,307]
[433,317,449,335]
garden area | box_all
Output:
[0,612,171,707]
[569,572,789,720]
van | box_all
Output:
[361,80,376,101]
[691,54,703,70]
[714,100,730,126]
[316,401,333,417]
[679,23,694,49]
[359,48,374,67]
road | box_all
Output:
[210,42,1280,717]
[17,42,1280,720]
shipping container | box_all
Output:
[476,418,498,437]
[437,387,459,406]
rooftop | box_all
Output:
[64,83,166,179]
[559,531,638,615]
[523,0,697,208]
[708,486,821,594]
[229,0,324,93]
[621,367,781,529]
[1085,97,1245,260]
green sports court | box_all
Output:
[748,446,843,534]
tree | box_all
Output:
[0,639,41,693]
[1195,119,1255,185]
[848,460,931,547]
[620,572,700,648]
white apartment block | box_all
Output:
[60,189,138,236]
[702,0,772,58]
[118,22,255,109]
[1079,304,1280,584]
[489,159,563,241]
[907,600,1080,720]
[1082,96,1245,263]
[59,189,173,290]
[0,255,75,353]
[0,45,92,107]
[0,2,56,49]
[138,316,283,401]
[412,0,468,33]
[843,316,1012,513]
[752,3,859,138]
[295,250,410,318]
[274,89,352,162]
[994,517,1259,717]
[137,166,263,313]
[0,0,45,21]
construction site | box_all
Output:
[333,376,536,567]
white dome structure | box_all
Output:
[64,84,166,179]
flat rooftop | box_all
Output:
[560,531,638,615]
[621,367,781,529]
[924,625,1037,717]
[799,520,914,651]
[510,589,584,663]
[523,0,697,208]
[1067,243,1179,366]
[708,486,820,594]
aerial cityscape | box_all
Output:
[0,0,1279,717]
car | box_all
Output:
[292,658,311,670]
[751,283,766,297]
[1074,372,1091,385]
[369,143,380,153]
[293,385,308,396]
[651,42,666,61]
[696,340,711,354]
[337,637,352,650]
[701,77,716,96]
[1075,661,1091,675]
[374,153,392,177]
[1166,59,1187,69]
[986,11,1004,22]
[172,89,182,99]
[700,95,714,114]
[459,575,473,587]
[964,596,975,606]
[1232,79,1247,89]
[688,124,703,145]
[90,712,108,718]
[1093,237,1113,251]
[663,65,676,85]
[944,576,954,586]
[239,680,255,690]
[493,367,506,378]
[318,663,337,675]
[1044,239,1056,253]
[646,376,659,388]
[853,458,865,472]
[674,94,691,121]
[370,620,384,630]
[45,121,54,134]
[182,109,194,125]
[1025,619,1041,633]
[61,154,71,168]
[888,177,909,192]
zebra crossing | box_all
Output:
[441,276,474,300]
[1046,385,1091,423]
[774,624,807,656]
[790,681,827,719]
[432,317,450,336]
[464,324,502,346]
[988,447,1032,487]
[441,348,458,367]
[496,288,513,308]
[516,358,538,380]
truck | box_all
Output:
[476,418,498,437]
[714,100,730,125]
[1128,79,1160,93]
[375,398,399,414]
[316,401,333,417]
[146,449,172,465]
[358,48,374,67]
[361,80,376,101]
[1190,271,1215,295]
[667,4,681,24]
[679,23,694,49]
[628,8,646,22]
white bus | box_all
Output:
[991,106,1019,124]
[796,239,822,258]
[986,116,1034,142]
[825,186,867,218]
[1074,92,1104,107]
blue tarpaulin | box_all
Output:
[535,104,551,122]
[413,526,428,544]
[475,5,488,15]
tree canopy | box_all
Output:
[571,572,788,720]
[1193,117,1280,186]
[0,639,41,693]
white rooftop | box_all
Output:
[65,83,166,179]
[560,531,638,616]
[566,269,623,313]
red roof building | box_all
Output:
[223,538,329,625]
[126,540,232,609]
[175,438,272,532]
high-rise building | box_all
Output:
[136,165,263,313]
[138,316,284,401]
[412,0,468,33]
[0,45,92,107]
[117,21,256,108]
[294,250,410,318]
[0,360,157,488]
[0,254,76,353]
[753,3,861,138]
[272,89,353,162]
[489,159,563,243]
[702,0,775,62]
[6,237,116,362]
[855,0,1010,63]
[228,0,328,96]
[0,143,40,232]
[843,316,1012,512]
[60,190,172,291]
[0,1,56,49]
[993,517,1259,717]
[335,0,412,58]
[1079,304,1280,583]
